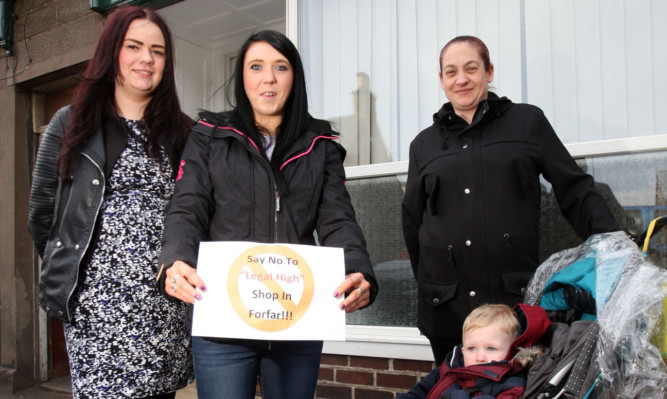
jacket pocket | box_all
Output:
[420,280,457,308]
[501,233,539,265]
[417,246,457,282]
[501,270,534,297]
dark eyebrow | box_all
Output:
[125,38,143,45]
[124,38,165,49]
[245,58,290,65]
[444,60,481,70]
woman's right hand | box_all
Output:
[165,260,207,304]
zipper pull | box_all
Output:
[275,193,281,213]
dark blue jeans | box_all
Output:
[192,337,323,399]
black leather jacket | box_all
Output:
[28,106,129,323]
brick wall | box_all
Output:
[315,354,436,398]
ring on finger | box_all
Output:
[171,274,181,284]
[357,286,364,295]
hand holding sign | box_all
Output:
[164,260,206,304]
[334,272,372,312]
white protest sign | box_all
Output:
[192,241,346,341]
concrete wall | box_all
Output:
[7,0,100,85]
[0,82,38,393]
[0,0,101,393]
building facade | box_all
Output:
[1,0,665,397]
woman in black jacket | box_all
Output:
[402,35,619,365]
[27,6,193,398]
[158,30,377,399]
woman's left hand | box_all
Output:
[334,272,371,313]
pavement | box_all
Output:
[0,378,198,399]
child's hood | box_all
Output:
[507,303,551,360]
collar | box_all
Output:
[433,92,513,131]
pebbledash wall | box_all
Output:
[0,0,101,392]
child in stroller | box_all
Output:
[399,303,551,399]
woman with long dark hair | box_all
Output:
[158,30,378,398]
[28,6,193,398]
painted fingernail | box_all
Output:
[200,286,207,291]
[341,303,346,310]
[194,294,201,300]
[333,292,340,298]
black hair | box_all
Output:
[228,30,310,169]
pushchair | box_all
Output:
[521,216,667,399]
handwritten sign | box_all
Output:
[192,241,346,341]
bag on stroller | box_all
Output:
[522,218,667,399]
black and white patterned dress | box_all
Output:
[64,119,193,398]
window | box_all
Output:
[343,150,667,326]
[299,0,667,167]
[297,0,667,359]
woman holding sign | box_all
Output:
[158,30,378,398]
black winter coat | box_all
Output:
[159,114,378,304]
[402,93,618,340]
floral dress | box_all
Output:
[64,119,193,398]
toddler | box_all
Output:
[398,304,550,399]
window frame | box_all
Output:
[288,0,667,361]
[328,134,667,360]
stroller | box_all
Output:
[521,216,667,399]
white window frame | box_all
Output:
[327,135,667,361]
[287,0,667,361]
[331,135,667,360]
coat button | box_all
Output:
[521,287,526,294]
[75,244,80,250]
[462,144,468,149]
[92,179,100,186]
[465,240,471,246]
[58,310,63,315]
[433,298,439,304]
[464,188,470,194]
[469,291,476,297]
[56,241,62,248]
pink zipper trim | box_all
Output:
[280,136,337,170]
[198,121,337,170]
[198,120,260,153]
